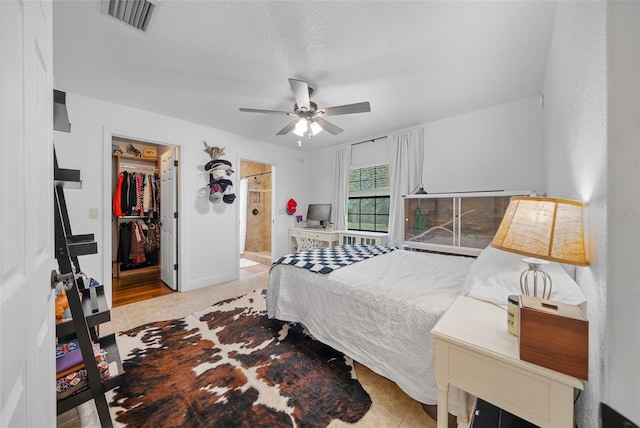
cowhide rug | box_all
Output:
[107,289,372,427]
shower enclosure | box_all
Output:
[239,160,272,265]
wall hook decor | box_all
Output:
[203,142,235,205]
[203,141,225,160]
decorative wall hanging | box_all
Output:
[286,198,297,215]
[203,141,235,205]
[203,141,225,160]
[126,143,142,157]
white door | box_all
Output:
[160,148,177,290]
[1,1,56,426]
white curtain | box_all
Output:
[239,177,248,254]
[388,128,425,247]
[331,146,351,231]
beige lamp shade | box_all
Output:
[491,196,589,266]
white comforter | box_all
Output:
[266,248,475,404]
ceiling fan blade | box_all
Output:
[276,119,299,135]
[315,117,343,135]
[321,101,371,116]
[288,78,310,110]
[239,108,293,115]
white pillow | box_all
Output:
[463,246,586,307]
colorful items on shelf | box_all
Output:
[55,339,110,400]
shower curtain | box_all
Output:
[239,177,248,254]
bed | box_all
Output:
[267,245,475,405]
[266,244,587,406]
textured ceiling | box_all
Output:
[52,1,556,151]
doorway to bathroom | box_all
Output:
[239,160,273,268]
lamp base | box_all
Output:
[520,257,552,299]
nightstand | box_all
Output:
[431,296,584,428]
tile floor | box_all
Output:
[57,263,437,427]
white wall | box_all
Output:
[53,92,308,302]
[607,2,640,424]
[423,96,544,194]
[308,96,545,199]
[542,2,609,426]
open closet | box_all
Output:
[111,137,178,306]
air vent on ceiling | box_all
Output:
[106,0,156,32]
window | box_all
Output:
[348,164,390,232]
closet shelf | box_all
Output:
[56,284,111,338]
[56,333,125,415]
[112,153,157,162]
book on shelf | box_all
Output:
[55,339,83,374]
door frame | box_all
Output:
[102,127,182,305]
[236,154,276,271]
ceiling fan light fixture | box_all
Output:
[239,78,370,138]
[310,121,323,136]
[293,118,308,137]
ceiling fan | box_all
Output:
[239,78,371,137]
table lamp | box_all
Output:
[491,196,589,298]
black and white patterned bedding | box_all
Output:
[272,244,396,274]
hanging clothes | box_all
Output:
[127,173,137,215]
[113,161,161,274]
[143,174,152,214]
[135,173,144,215]
[112,173,126,217]
[117,222,132,264]
[120,171,130,215]
[128,221,146,264]
[144,221,159,253]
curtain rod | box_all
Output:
[241,171,272,179]
[351,136,387,147]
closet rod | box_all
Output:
[241,171,272,179]
[119,165,158,173]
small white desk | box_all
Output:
[431,296,583,428]
[288,228,340,253]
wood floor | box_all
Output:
[112,266,175,307]
[111,262,272,307]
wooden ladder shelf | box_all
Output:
[54,149,124,427]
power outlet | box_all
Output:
[89,208,98,219]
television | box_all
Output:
[306,204,332,228]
